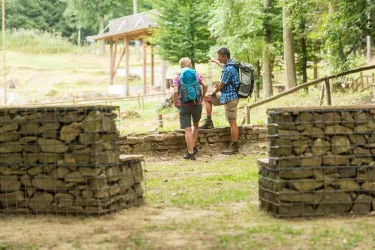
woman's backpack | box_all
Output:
[179,67,201,103]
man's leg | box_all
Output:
[222,99,239,155]
[200,95,215,129]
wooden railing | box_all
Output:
[244,64,375,124]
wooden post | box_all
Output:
[109,39,114,86]
[125,38,130,96]
[360,72,364,90]
[245,107,250,124]
[161,60,167,94]
[208,63,213,87]
[141,95,144,110]
[142,40,147,95]
[113,39,118,74]
[367,75,370,89]
[319,82,325,106]
[137,94,141,108]
[372,73,375,85]
[324,79,331,105]
[2,0,6,104]
[151,45,155,86]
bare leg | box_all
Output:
[185,127,194,154]
[203,95,213,116]
[229,121,239,142]
[192,123,199,147]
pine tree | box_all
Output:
[151,0,214,68]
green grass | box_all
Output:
[1,30,85,54]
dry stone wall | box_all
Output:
[259,106,375,217]
[0,106,144,215]
[117,125,267,154]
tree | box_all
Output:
[282,6,297,89]
[209,0,265,98]
[71,0,126,55]
[150,0,214,68]
[263,0,273,98]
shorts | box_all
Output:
[178,104,202,129]
[211,92,222,106]
[224,99,239,122]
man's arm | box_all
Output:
[210,82,225,96]
[209,58,224,68]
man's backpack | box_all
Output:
[227,63,255,99]
[179,67,201,103]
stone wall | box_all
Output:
[259,106,375,217]
[116,125,267,155]
[0,106,144,215]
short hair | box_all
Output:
[217,47,231,58]
[179,57,191,68]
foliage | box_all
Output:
[209,0,265,64]
[150,0,215,68]
[0,29,80,54]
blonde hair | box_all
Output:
[179,57,191,68]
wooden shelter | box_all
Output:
[87,10,158,96]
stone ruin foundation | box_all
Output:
[259,105,375,217]
[0,106,144,215]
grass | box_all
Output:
[1,153,375,249]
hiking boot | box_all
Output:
[222,143,239,155]
[193,146,198,155]
[199,118,214,129]
[183,152,196,160]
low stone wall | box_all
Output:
[0,106,144,215]
[116,125,267,155]
[259,106,375,217]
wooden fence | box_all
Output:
[244,64,375,124]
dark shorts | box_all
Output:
[178,105,202,129]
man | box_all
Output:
[173,57,207,160]
[200,47,240,155]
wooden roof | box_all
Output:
[87,10,158,42]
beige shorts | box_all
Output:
[211,92,222,106]
[224,99,239,122]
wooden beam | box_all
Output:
[112,39,118,79]
[143,40,147,95]
[247,64,375,110]
[125,38,130,96]
[151,45,155,86]
[109,39,114,86]
[114,43,127,74]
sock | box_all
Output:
[207,116,212,121]
[232,141,238,147]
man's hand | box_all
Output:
[209,57,220,64]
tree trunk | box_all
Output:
[301,39,308,84]
[313,41,319,80]
[367,11,371,64]
[256,60,261,100]
[133,0,141,61]
[99,15,105,55]
[283,7,297,90]
[77,26,81,46]
[367,36,371,63]
[263,0,273,98]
